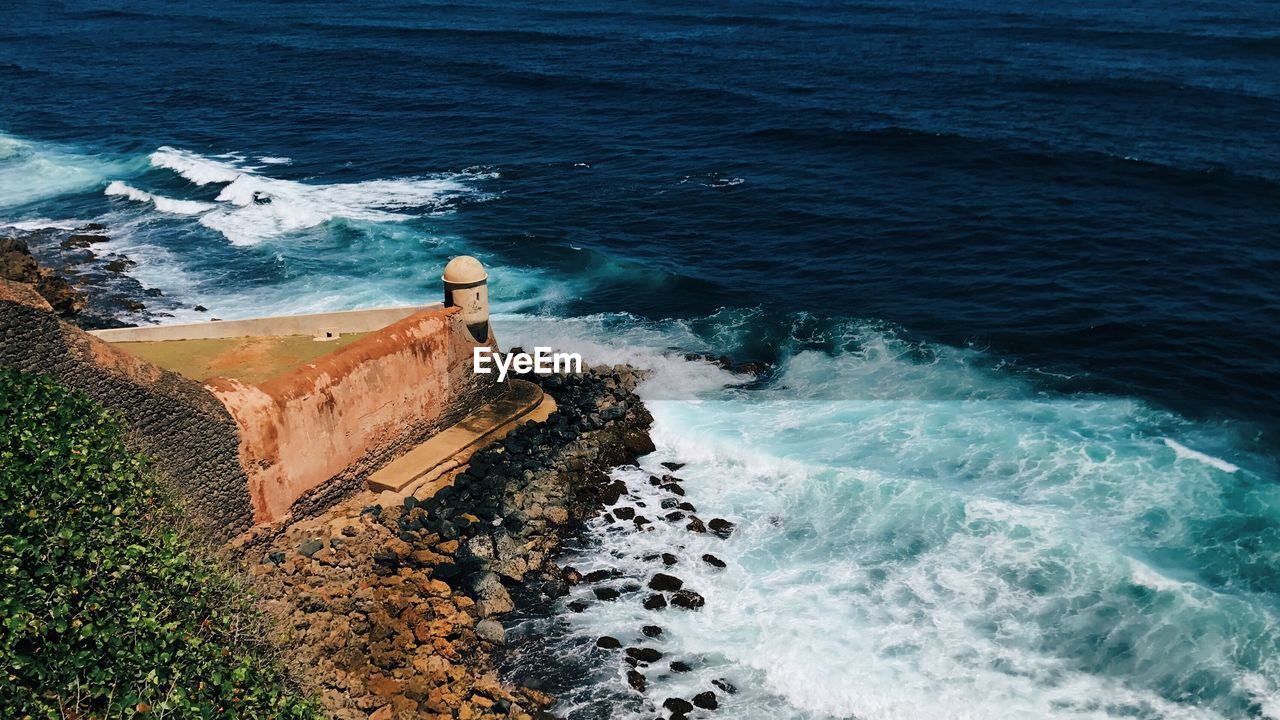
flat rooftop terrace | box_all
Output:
[90,305,439,384]
[114,333,371,384]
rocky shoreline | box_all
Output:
[237,364,659,719]
[0,224,182,328]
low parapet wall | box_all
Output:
[206,305,504,524]
[89,305,436,342]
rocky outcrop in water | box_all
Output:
[0,224,179,328]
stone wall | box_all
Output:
[0,279,255,539]
[207,305,504,524]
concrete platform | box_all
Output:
[367,379,554,495]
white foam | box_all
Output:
[1,218,89,231]
[149,146,242,185]
[1163,438,1239,473]
[142,147,481,245]
[104,181,215,215]
[258,156,292,165]
[490,313,1274,720]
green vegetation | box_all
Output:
[0,370,317,719]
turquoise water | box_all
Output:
[499,314,1280,719]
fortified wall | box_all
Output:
[0,256,505,537]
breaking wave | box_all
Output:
[495,312,1277,720]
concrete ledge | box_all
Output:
[88,304,442,342]
[368,380,550,494]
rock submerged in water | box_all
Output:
[670,660,692,672]
[642,625,663,638]
[594,587,621,601]
[712,678,738,695]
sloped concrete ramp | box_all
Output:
[367,379,553,495]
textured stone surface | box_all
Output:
[1,279,254,539]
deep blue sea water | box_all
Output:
[3,1,1280,717]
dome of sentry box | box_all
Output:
[442,255,488,285]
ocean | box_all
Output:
[2,1,1279,717]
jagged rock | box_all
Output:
[585,569,616,583]
[693,691,718,709]
[648,573,683,592]
[642,625,662,638]
[661,553,677,566]
[686,517,707,534]
[596,636,622,649]
[627,670,646,692]
[671,590,705,610]
[709,518,736,538]
[643,594,667,610]
[670,660,692,672]
[471,572,514,615]
[663,697,694,715]
[702,554,726,568]
[594,587,621,601]
[626,647,662,664]
[661,461,685,471]
[613,506,636,521]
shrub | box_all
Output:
[0,370,317,719]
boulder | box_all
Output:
[626,647,662,664]
[671,590,705,610]
[693,691,718,710]
[663,697,694,715]
[643,594,667,610]
[648,573,683,592]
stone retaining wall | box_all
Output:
[0,279,255,539]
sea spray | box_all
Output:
[494,313,1279,720]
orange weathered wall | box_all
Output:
[207,305,501,524]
